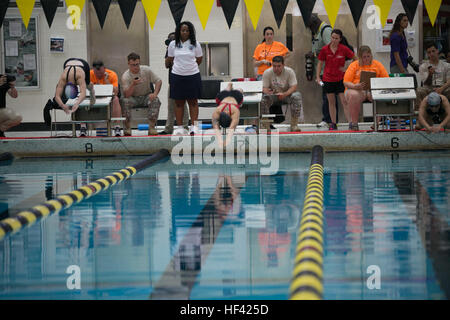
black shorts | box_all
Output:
[216,89,243,105]
[323,80,345,94]
[63,58,91,85]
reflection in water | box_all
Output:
[0,152,449,299]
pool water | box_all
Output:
[0,151,449,300]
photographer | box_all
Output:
[0,75,20,137]
[416,42,450,110]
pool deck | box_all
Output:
[1,123,449,157]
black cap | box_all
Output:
[92,60,104,69]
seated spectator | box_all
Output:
[343,45,389,131]
[211,82,243,147]
[90,60,123,136]
[416,42,450,110]
[416,92,450,133]
[120,52,162,136]
[0,75,20,137]
[261,55,302,132]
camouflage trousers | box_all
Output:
[120,95,161,123]
[260,91,303,119]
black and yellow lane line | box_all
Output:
[290,145,325,300]
[0,149,170,241]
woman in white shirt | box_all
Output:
[166,21,203,135]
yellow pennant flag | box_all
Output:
[323,0,342,28]
[16,0,35,29]
[142,0,162,29]
[424,0,442,26]
[244,0,265,30]
[193,0,214,29]
[373,0,393,28]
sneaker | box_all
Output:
[79,126,87,137]
[351,123,359,131]
[190,125,200,136]
[173,126,188,136]
[348,122,353,130]
[114,127,122,137]
[159,129,172,135]
[329,123,337,130]
[0,130,5,137]
[316,120,328,128]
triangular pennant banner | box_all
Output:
[424,0,442,27]
[65,0,86,29]
[16,0,35,29]
[220,0,239,29]
[168,0,187,26]
[117,0,137,29]
[142,0,162,29]
[243,0,264,30]
[193,0,214,29]
[347,0,366,28]
[296,0,316,27]
[270,0,288,28]
[0,0,9,29]
[92,0,111,29]
[373,0,393,28]
[40,0,59,27]
[323,0,342,28]
[400,0,419,24]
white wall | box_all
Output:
[148,0,244,121]
[4,6,88,123]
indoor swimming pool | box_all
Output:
[0,150,448,300]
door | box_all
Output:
[87,0,149,79]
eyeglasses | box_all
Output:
[129,63,140,67]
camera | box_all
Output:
[407,56,420,73]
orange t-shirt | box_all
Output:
[90,68,119,87]
[253,41,289,75]
[343,59,389,84]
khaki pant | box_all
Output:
[120,95,161,130]
[0,108,22,131]
[260,91,303,119]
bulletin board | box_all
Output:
[2,17,39,89]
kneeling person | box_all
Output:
[417,92,450,133]
[261,55,302,132]
[212,82,243,146]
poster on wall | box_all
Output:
[2,17,39,88]
[376,25,393,52]
[50,37,64,52]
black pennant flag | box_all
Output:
[118,0,137,29]
[296,0,316,27]
[270,0,289,28]
[401,0,419,24]
[92,0,112,29]
[220,0,239,29]
[347,0,366,28]
[40,0,59,27]
[168,0,188,26]
[0,0,8,29]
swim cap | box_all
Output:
[64,83,79,99]
[427,92,441,106]
[219,112,232,128]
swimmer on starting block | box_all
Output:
[211,82,243,147]
[54,58,95,114]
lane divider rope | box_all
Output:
[0,149,170,241]
[289,145,325,300]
